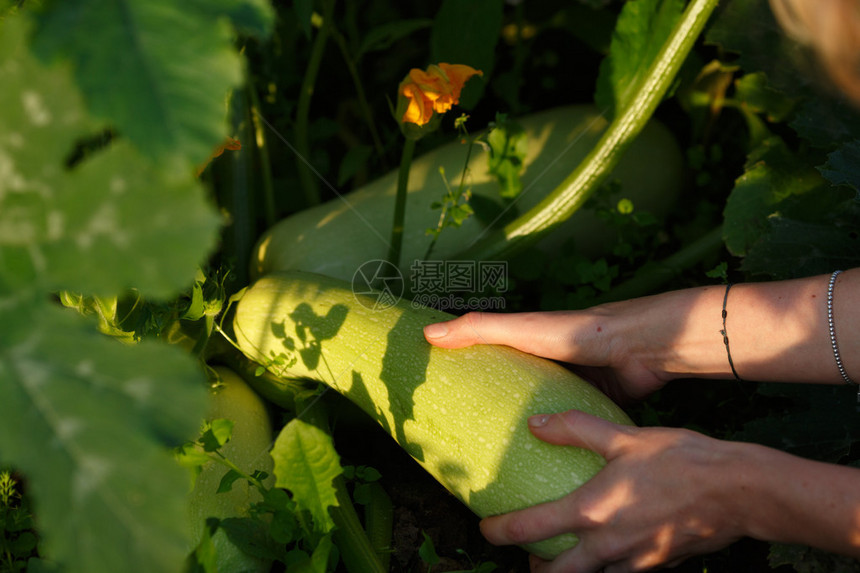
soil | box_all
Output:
[333,410,529,573]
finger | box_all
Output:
[541,544,608,573]
[423,310,591,362]
[528,410,634,461]
[480,500,577,548]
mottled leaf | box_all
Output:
[0,15,221,298]
[0,295,207,573]
[32,0,244,164]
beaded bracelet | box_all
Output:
[827,270,857,401]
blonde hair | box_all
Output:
[769,0,860,104]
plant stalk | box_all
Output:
[387,137,416,269]
[295,16,330,207]
[326,16,388,169]
[456,0,719,262]
[248,85,277,228]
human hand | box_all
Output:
[480,410,751,572]
[423,309,670,403]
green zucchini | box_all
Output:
[251,104,683,282]
[187,366,274,572]
[233,270,633,559]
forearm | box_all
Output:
[617,268,860,384]
[735,442,860,557]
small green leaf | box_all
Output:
[271,418,342,534]
[200,418,235,452]
[357,466,381,482]
[216,469,243,494]
[418,531,440,566]
[486,117,528,199]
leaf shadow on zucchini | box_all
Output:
[289,302,349,371]
[379,311,430,462]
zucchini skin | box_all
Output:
[233,271,633,559]
[187,366,274,573]
[251,104,683,282]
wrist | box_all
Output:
[733,443,860,557]
[608,286,730,382]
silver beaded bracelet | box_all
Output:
[827,270,857,400]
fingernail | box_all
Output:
[424,323,449,339]
[528,414,549,427]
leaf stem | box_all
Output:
[387,137,416,269]
[456,0,719,262]
[248,84,277,228]
[295,13,331,207]
[325,9,388,170]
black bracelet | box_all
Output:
[720,283,743,382]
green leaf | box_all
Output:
[741,216,860,279]
[707,0,860,149]
[486,118,528,199]
[186,0,274,38]
[218,517,282,561]
[819,139,860,200]
[201,418,235,452]
[358,18,433,59]
[0,15,221,299]
[722,137,825,256]
[31,0,244,164]
[737,384,860,463]
[594,0,685,116]
[733,72,796,123]
[216,470,243,494]
[706,0,807,98]
[430,0,503,109]
[418,531,440,566]
[271,418,342,534]
[0,296,207,573]
[768,541,860,573]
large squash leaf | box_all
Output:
[0,295,207,573]
[30,0,247,165]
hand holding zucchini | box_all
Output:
[233,270,633,559]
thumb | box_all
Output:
[528,409,633,461]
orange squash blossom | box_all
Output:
[398,63,483,127]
